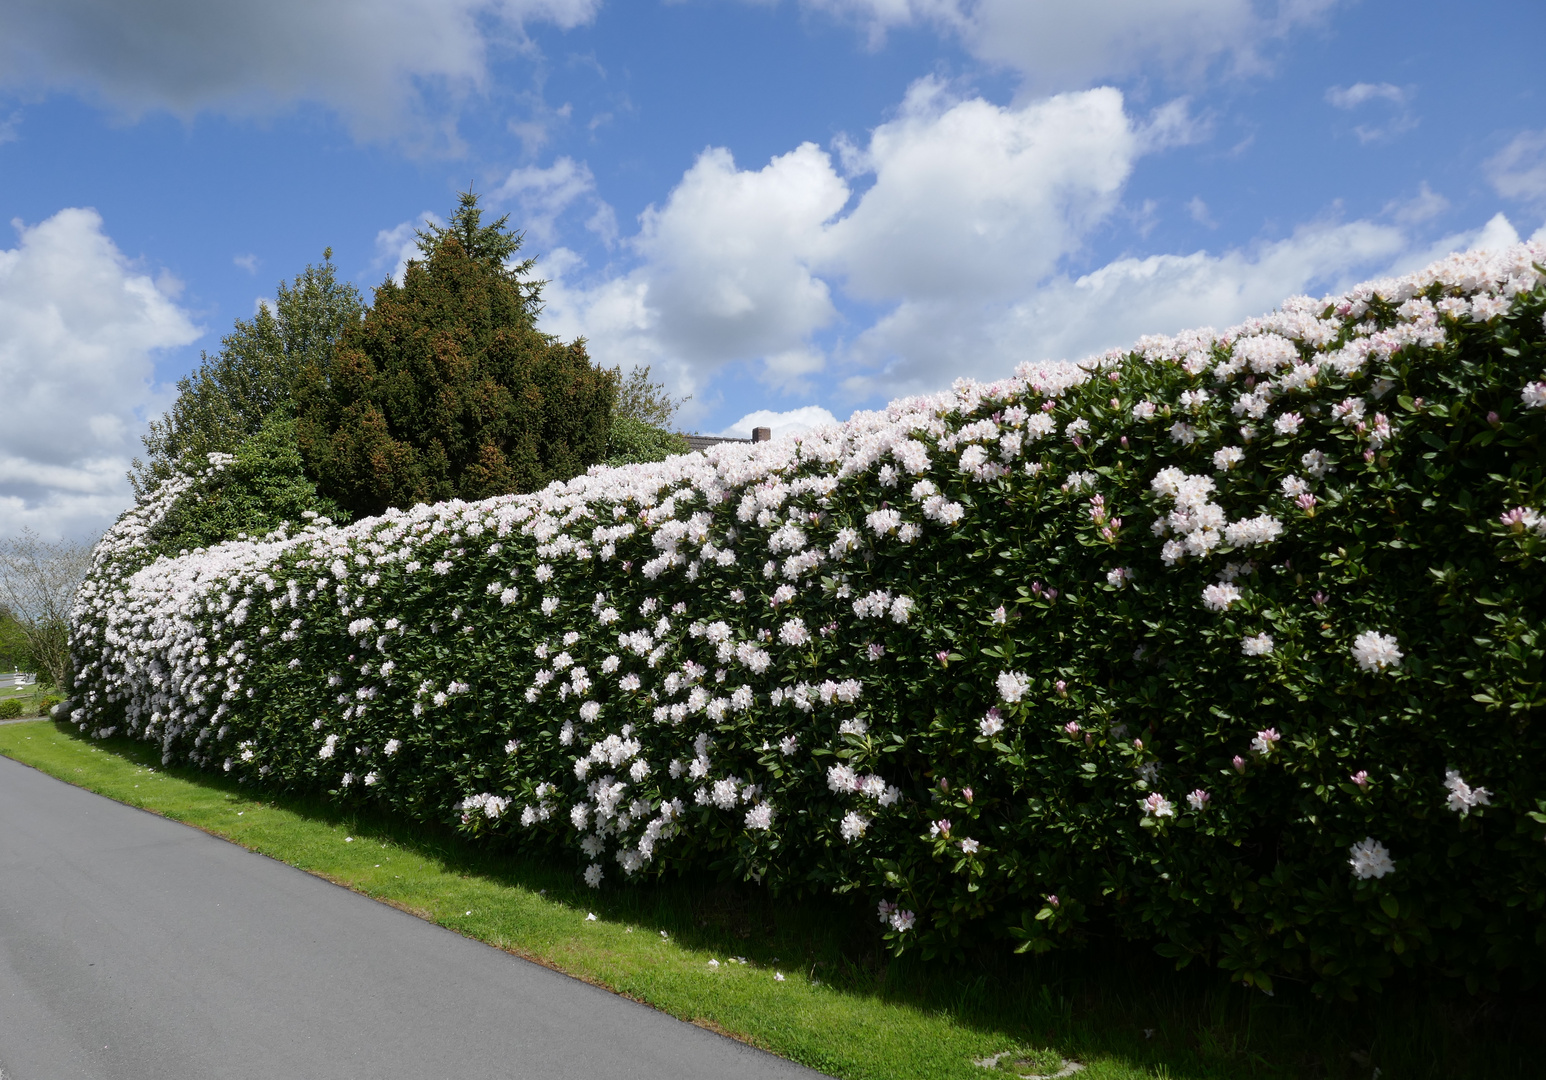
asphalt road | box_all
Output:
[0,754,822,1080]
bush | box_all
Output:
[69,242,1546,997]
[0,699,22,719]
[146,414,345,560]
[605,417,690,467]
[39,695,61,717]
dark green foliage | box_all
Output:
[132,252,364,499]
[605,416,690,466]
[0,699,22,719]
[146,415,343,559]
[296,191,615,517]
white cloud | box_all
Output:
[493,156,616,247]
[0,208,200,539]
[0,0,600,141]
[842,212,1544,402]
[540,140,850,398]
[793,0,1340,89]
[233,253,259,274]
[372,212,440,285]
[1385,182,1448,225]
[1324,81,1416,143]
[541,82,1142,400]
[714,406,841,441]
[539,75,1529,426]
[1489,130,1546,207]
[1325,82,1407,109]
[822,81,1135,301]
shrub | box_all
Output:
[146,414,345,560]
[0,699,22,719]
[38,695,61,717]
[69,243,1546,997]
[605,417,691,467]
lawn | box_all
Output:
[1,719,1539,1080]
[0,680,52,717]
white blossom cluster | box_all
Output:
[65,240,1543,908]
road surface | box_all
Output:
[0,753,822,1080]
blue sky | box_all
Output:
[1,0,1543,538]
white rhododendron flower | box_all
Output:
[1241,633,1274,656]
[1351,631,1402,672]
[1201,583,1242,611]
[996,671,1031,703]
[1444,770,1491,816]
[1348,838,1395,880]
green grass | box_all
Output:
[2,720,1540,1080]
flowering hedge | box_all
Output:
[70,243,1546,996]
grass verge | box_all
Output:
[2,719,1540,1080]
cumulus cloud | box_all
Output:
[538,73,1528,422]
[823,81,1135,301]
[540,140,851,397]
[541,82,1143,399]
[0,0,600,140]
[840,218,1405,398]
[0,208,200,539]
[714,406,841,441]
[1489,130,1546,207]
[792,0,1340,89]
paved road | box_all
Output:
[0,754,822,1080]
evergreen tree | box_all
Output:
[131,251,364,498]
[296,190,615,517]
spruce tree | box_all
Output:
[295,191,615,517]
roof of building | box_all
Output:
[683,434,750,453]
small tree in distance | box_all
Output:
[604,364,691,466]
[296,190,615,518]
[0,530,93,690]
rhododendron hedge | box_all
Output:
[69,244,1546,997]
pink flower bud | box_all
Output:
[1351,770,1369,790]
[962,787,974,804]
[1232,755,1246,774]
[1046,894,1060,908]
[1064,721,1081,736]
[1054,680,1068,697]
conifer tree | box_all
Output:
[295,191,615,517]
